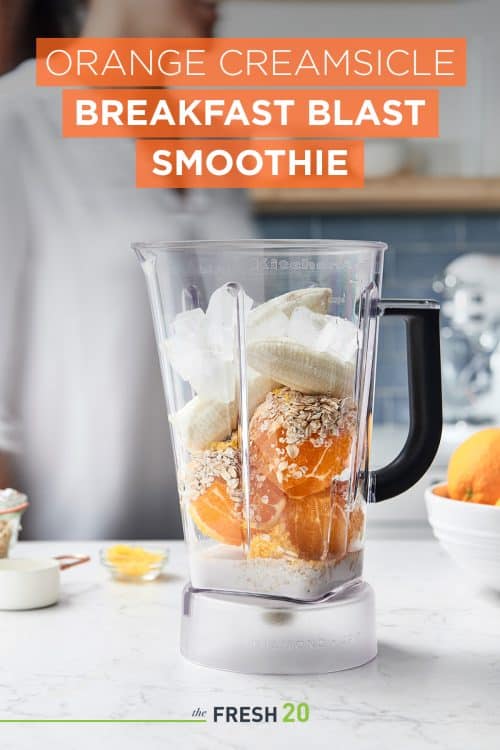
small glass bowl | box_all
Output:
[100,545,169,582]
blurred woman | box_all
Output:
[0,0,78,75]
[0,0,253,539]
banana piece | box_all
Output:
[248,287,332,332]
[171,373,276,452]
[247,338,354,398]
[171,397,236,452]
[247,372,278,414]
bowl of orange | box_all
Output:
[425,428,500,591]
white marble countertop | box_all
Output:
[1,536,499,750]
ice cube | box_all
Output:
[165,308,209,380]
[247,307,289,343]
[171,308,207,341]
[288,306,328,348]
[206,286,254,329]
[286,307,359,363]
[316,317,359,363]
[189,353,235,403]
[206,285,253,356]
[207,318,233,358]
[164,287,254,401]
[164,338,203,382]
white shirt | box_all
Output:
[0,61,254,540]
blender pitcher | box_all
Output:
[134,239,442,674]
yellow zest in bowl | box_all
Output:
[105,545,165,578]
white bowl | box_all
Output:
[425,484,500,591]
[0,558,60,610]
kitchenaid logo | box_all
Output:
[255,256,349,278]
[259,256,316,271]
[248,635,356,649]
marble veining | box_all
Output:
[1,536,499,750]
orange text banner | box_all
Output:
[37,38,467,88]
[63,89,439,139]
[136,139,364,189]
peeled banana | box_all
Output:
[247,338,354,398]
[248,287,332,331]
[171,373,276,452]
[171,397,236,452]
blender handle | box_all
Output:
[373,300,443,502]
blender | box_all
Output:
[134,240,442,673]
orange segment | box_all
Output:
[252,431,353,498]
[189,474,286,546]
[330,503,349,558]
[189,478,243,546]
[247,470,287,531]
[347,505,365,548]
[286,490,348,561]
[186,437,287,545]
[329,479,365,551]
[285,492,329,560]
[246,480,365,562]
[249,388,356,499]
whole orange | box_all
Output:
[447,428,500,504]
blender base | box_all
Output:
[181,581,377,674]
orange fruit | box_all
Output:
[249,388,355,499]
[329,479,365,549]
[247,479,365,562]
[432,483,450,498]
[189,478,243,546]
[448,428,500,505]
[186,440,243,546]
[348,505,365,548]
[285,489,348,561]
[189,475,287,546]
[187,442,287,546]
[331,502,349,558]
[246,470,287,531]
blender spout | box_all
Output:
[223,282,252,552]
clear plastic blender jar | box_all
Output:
[134,240,442,672]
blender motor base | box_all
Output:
[181,582,377,674]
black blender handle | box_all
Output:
[373,300,443,502]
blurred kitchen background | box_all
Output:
[1,0,499,538]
